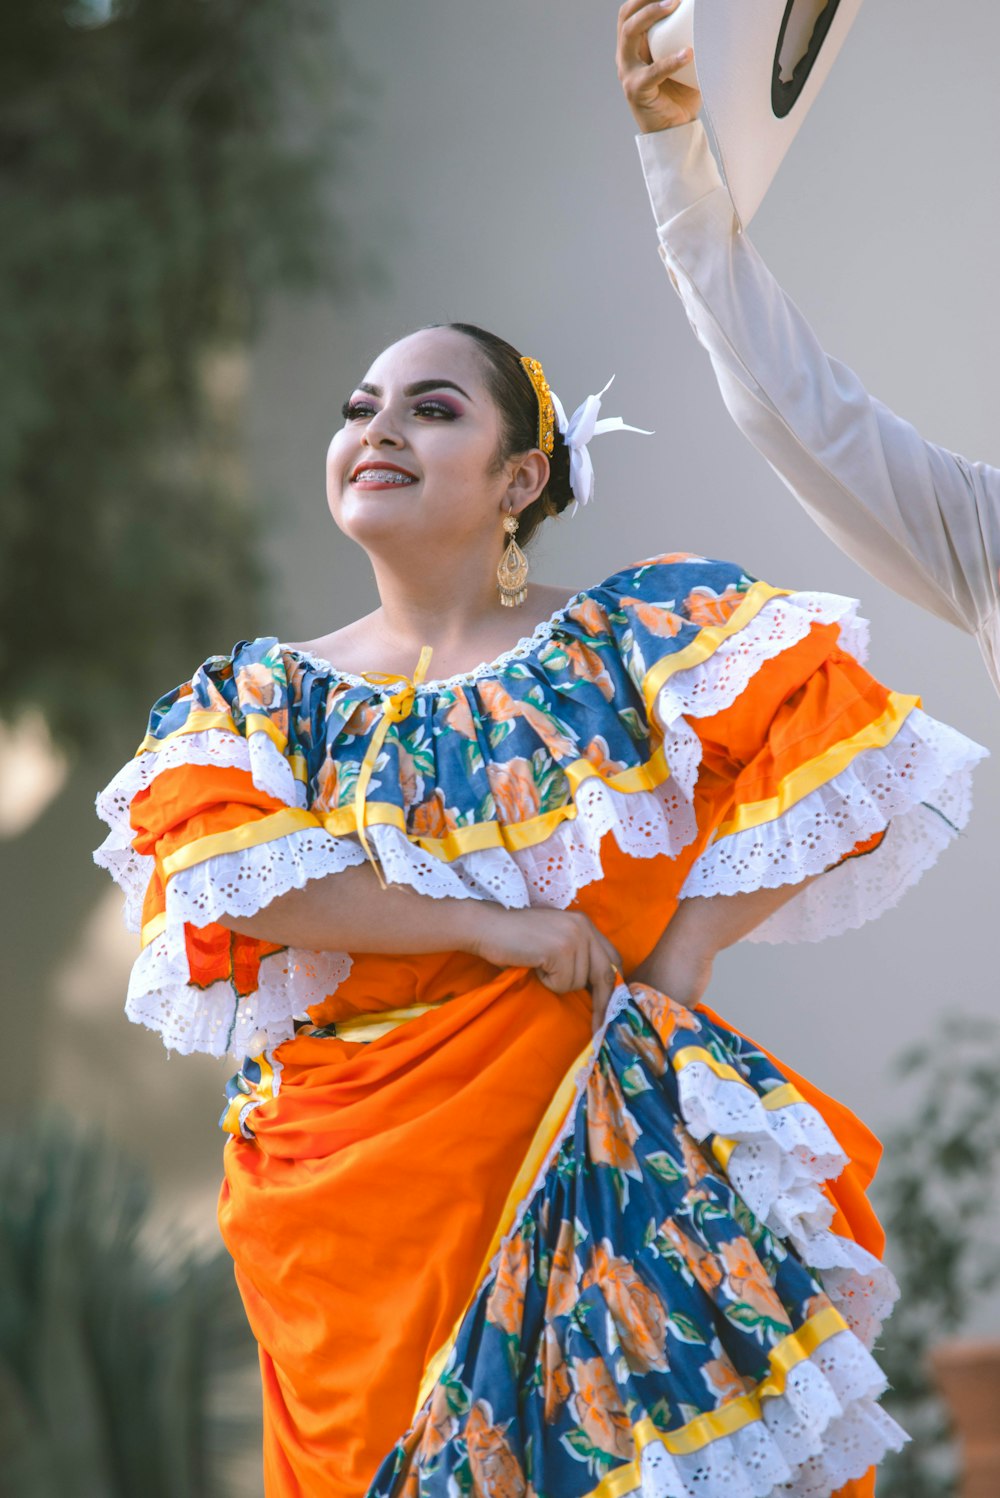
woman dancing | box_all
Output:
[97,311,984,1498]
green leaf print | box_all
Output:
[645,1152,683,1184]
[621,1063,652,1099]
[462,739,485,779]
[560,1427,616,1478]
[488,720,515,749]
[668,1312,708,1345]
[649,1396,673,1427]
[617,707,649,742]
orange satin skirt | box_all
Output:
[218,951,881,1497]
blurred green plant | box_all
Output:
[0,1120,259,1497]
[0,0,353,751]
[874,1016,1000,1498]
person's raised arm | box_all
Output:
[618,2,1000,666]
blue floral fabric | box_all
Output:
[139,555,763,842]
[364,987,873,1497]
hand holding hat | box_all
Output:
[616,0,703,136]
[619,0,867,227]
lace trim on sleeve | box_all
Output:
[680,708,987,943]
[653,591,868,800]
[126,920,350,1057]
[93,729,302,931]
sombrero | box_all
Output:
[648,0,866,226]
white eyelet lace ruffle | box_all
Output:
[680,708,987,943]
[637,1365,906,1497]
[126,919,351,1058]
[94,729,302,932]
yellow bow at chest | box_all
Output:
[353,645,434,888]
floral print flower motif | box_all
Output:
[659,1220,724,1297]
[700,1357,752,1405]
[443,690,477,741]
[486,1231,532,1339]
[618,597,684,640]
[583,1240,670,1374]
[565,595,608,637]
[562,640,616,701]
[465,1401,527,1497]
[580,735,628,778]
[684,582,749,629]
[397,744,425,813]
[568,1357,634,1462]
[477,679,578,761]
[313,753,340,813]
[674,1122,713,1188]
[486,758,542,824]
[632,985,702,1049]
[545,1218,582,1320]
[409,787,460,839]
[720,1238,793,1328]
[422,1380,461,1461]
[619,1020,667,1079]
[541,1324,572,1425]
[586,1061,642,1181]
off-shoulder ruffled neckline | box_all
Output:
[280,587,589,695]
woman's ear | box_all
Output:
[504,450,551,516]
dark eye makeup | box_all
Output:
[341,396,461,423]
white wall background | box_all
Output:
[246,0,998,1178]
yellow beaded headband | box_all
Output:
[519,355,556,457]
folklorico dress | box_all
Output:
[95,555,987,1498]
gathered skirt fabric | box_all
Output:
[219,965,900,1498]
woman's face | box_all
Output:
[327,327,513,558]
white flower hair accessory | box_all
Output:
[550,377,652,511]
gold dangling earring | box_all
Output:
[497,511,529,608]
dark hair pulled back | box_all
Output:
[434,322,574,546]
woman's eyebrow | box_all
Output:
[357,379,473,400]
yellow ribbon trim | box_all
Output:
[355,647,435,888]
[415,1029,597,1415]
[672,1045,747,1088]
[713,690,919,840]
[136,709,308,782]
[763,1082,805,1111]
[317,743,674,858]
[160,807,320,880]
[141,912,168,948]
[711,1135,737,1170]
[640,582,791,716]
[141,585,893,877]
[327,1004,441,1044]
[674,1050,805,1105]
[220,1051,279,1138]
[588,1305,850,1497]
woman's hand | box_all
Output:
[471,906,622,1030]
[617,0,703,134]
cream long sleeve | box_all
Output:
[637,122,1000,696]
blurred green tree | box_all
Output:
[875,1017,1000,1498]
[0,0,351,751]
[0,1120,260,1497]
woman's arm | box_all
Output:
[226,864,624,1019]
[618,3,1000,655]
[630,879,817,1008]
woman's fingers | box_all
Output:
[618,0,679,66]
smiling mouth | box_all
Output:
[351,467,417,486]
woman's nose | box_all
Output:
[362,409,403,448]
